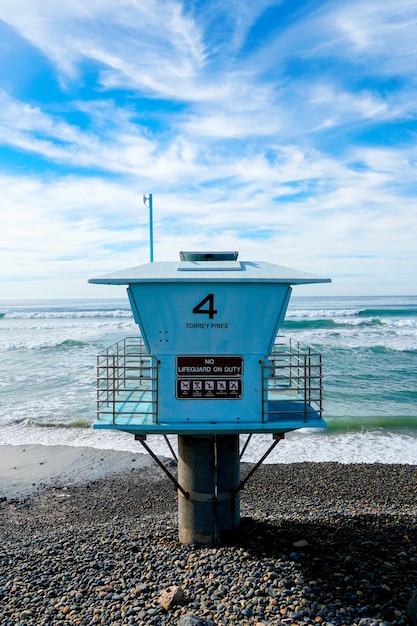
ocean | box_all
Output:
[0,295,416,465]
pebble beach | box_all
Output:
[1,460,416,626]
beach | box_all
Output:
[1,446,416,625]
[1,296,416,623]
[0,444,158,501]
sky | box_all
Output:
[1,0,417,299]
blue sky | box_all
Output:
[1,0,417,299]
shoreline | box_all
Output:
[1,442,417,502]
[0,443,158,500]
[1,424,417,466]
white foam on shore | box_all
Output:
[0,422,416,466]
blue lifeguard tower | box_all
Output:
[89,251,330,545]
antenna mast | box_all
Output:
[143,193,154,262]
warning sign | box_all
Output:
[176,356,243,377]
[176,378,242,400]
[176,355,243,399]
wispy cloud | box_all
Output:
[0,0,416,297]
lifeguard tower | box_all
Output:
[89,251,330,545]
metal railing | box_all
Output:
[261,336,323,423]
[96,336,158,424]
[95,335,322,427]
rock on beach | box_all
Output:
[0,461,416,625]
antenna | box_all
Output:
[143,193,154,263]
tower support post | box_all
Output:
[177,435,240,546]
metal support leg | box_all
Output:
[234,433,284,494]
[163,435,178,462]
[239,434,252,460]
[135,435,189,499]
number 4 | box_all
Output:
[193,293,218,319]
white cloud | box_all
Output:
[333,1,417,62]
[0,91,159,172]
[0,1,417,297]
[309,85,388,120]
[0,0,207,96]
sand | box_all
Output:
[0,444,157,500]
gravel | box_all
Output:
[1,461,416,625]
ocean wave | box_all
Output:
[324,415,417,433]
[338,343,417,355]
[26,418,92,429]
[288,307,417,320]
[4,309,133,319]
[358,307,417,317]
[283,319,337,329]
[287,308,361,318]
[55,339,90,350]
[283,318,384,330]
[313,343,417,358]
[0,417,92,429]
[0,338,91,352]
[13,413,417,435]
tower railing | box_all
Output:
[95,336,323,426]
[96,336,158,424]
[261,337,323,423]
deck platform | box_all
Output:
[93,403,324,435]
[93,380,325,435]
[93,335,325,435]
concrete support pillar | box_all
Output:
[177,435,240,546]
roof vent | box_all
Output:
[179,251,239,262]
